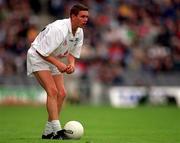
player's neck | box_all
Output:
[71,19,78,36]
[72,27,78,36]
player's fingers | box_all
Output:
[61,66,68,73]
[66,68,74,74]
[66,69,72,74]
[68,65,73,71]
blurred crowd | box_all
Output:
[0,0,180,86]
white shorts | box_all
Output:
[27,48,61,76]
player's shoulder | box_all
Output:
[49,19,69,36]
[51,19,69,30]
[51,19,68,27]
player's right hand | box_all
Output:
[65,64,75,74]
[57,62,67,73]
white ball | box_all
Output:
[64,121,84,139]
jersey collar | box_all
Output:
[67,18,81,36]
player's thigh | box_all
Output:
[34,70,57,93]
[53,74,66,97]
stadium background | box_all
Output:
[0,0,179,106]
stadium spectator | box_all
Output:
[0,0,180,87]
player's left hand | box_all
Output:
[66,64,75,74]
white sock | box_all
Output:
[51,120,62,134]
[43,121,53,135]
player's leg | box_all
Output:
[34,70,59,120]
[51,74,69,140]
[52,74,67,117]
[33,71,62,138]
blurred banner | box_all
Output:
[108,86,180,107]
[0,86,45,105]
[109,86,147,107]
[1,85,180,107]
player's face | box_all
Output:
[74,11,89,28]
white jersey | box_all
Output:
[29,18,84,58]
[27,18,84,76]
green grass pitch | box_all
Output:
[0,104,180,143]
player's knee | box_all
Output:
[59,88,67,98]
[46,87,58,97]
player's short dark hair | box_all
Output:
[70,4,88,16]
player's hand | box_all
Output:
[66,64,75,74]
[57,62,67,73]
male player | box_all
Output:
[26,4,89,139]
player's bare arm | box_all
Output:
[66,54,75,74]
[36,50,67,72]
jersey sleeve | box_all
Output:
[36,26,64,57]
[70,30,84,58]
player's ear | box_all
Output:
[71,14,77,19]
